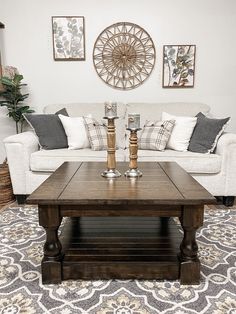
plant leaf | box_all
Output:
[0,77,15,86]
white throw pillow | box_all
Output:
[162,112,197,151]
[58,114,90,149]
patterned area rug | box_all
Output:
[0,204,235,314]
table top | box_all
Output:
[27,162,216,206]
[27,161,216,206]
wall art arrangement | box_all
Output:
[51,17,196,90]
[52,16,85,61]
[93,22,156,90]
[163,45,196,88]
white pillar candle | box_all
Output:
[105,102,117,118]
[128,113,140,129]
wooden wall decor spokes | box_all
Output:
[93,22,156,90]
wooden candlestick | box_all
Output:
[125,128,142,177]
[101,117,121,178]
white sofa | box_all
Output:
[4,102,236,206]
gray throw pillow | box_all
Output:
[188,112,230,153]
[55,108,69,116]
[24,108,68,149]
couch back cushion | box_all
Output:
[44,102,126,119]
[43,103,127,149]
[43,102,210,149]
[127,103,210,128]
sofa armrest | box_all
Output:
[215,132,236,155]
[215,132,236,195]
[3,131,39,194]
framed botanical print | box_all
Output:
[52,16,85,61]
[163,45,196,88]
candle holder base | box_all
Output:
[124,168,142,178]
[101,169,121,178]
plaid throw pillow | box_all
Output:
[139,120,175,151]
[83,117,107,151]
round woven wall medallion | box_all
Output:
[93,22,156,90]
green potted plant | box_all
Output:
[0,66,34,207]
[0,67,34,133]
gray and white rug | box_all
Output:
[0,204,235,314]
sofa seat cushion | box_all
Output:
[30,149,125,172]
[133,149,222,174]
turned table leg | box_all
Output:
[39,205,62,284]
[179,205,204,285]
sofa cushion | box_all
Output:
[24,112,68,150]
[55,108,69,116]
[44,102,126,119]
[132,149,222,174]
[162,112,197,151]
[83,117,107,151]
[58,114,90,149]
[188,112,230,153]
[30,148,125,172]
[43,102,126,149]
[125,102,210,148]
[126,102,210,129]
[139,120,175,151]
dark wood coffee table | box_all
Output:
[27,161,216,285]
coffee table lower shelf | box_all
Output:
[57,217,182,281]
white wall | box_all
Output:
[0,0,236,162]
